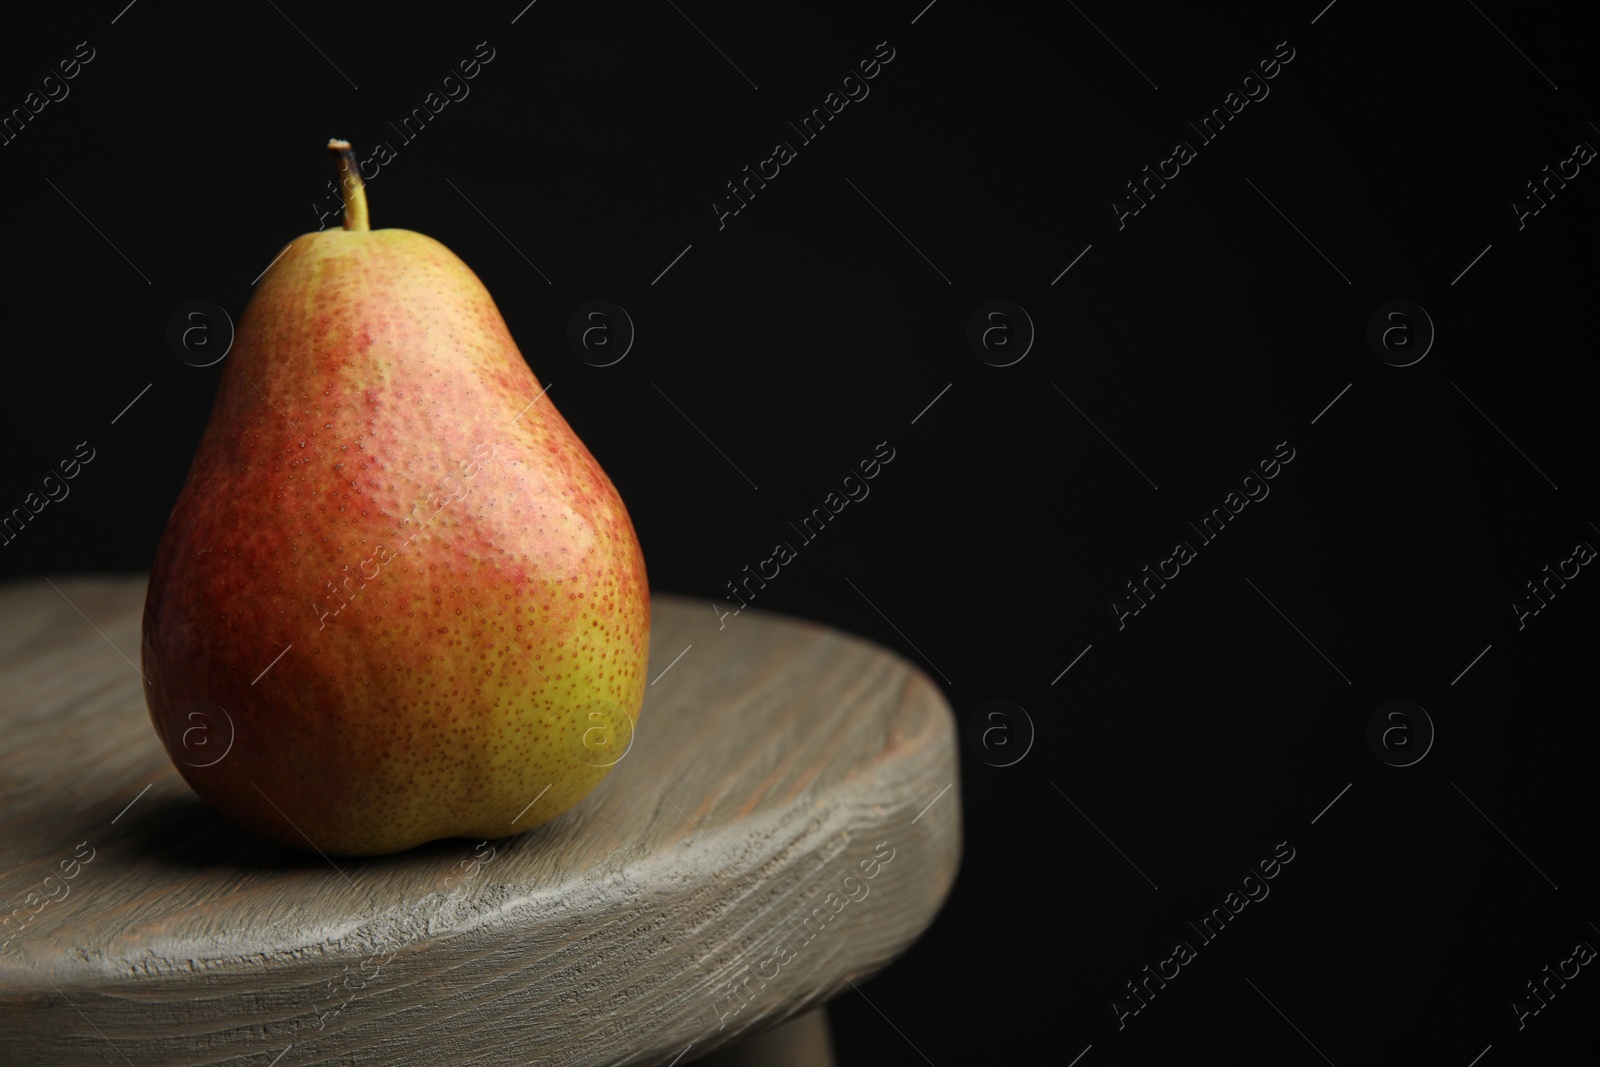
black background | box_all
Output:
[3,1,1598,1064]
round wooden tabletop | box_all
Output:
[0,576,960,1066]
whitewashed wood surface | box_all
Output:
[0,576,960,1066]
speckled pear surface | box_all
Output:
[142,215,649,856]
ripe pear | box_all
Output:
[141,141,649,856]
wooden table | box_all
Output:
[0,577,960,1066]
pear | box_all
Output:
[141,141,650,856]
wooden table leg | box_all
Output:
[692,1006,836,1067]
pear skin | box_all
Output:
[142,144,649,856]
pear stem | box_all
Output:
[327,139,369,232]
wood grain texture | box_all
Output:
[0,576,959,1066]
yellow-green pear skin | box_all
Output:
[142,159,649,856]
